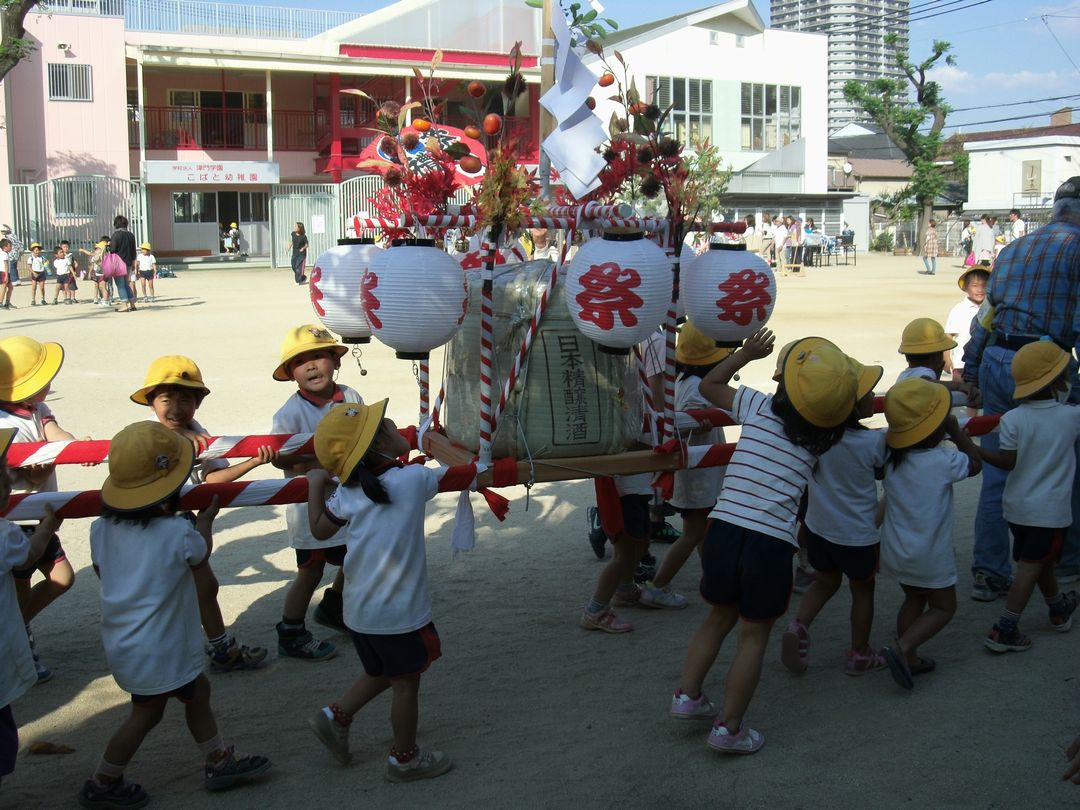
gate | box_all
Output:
[10,175,147,251]
[270,184,338,268]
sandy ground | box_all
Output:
[3,253,1079,809]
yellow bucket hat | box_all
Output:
[772,339,800,382]
[140,242,152,250]
[0,426,15,459]
[274,325,348,382]
[884,378,950,449]
[100,422,195,511]
[314,399,389,481]
[1012,341,1069,400]
[0,336,64,403]
[849,356,884,400]
[676,321,732,366]
[957,266,990,291]
[131,355,211,405]
[898,318,956,354]
[781,337,857,428]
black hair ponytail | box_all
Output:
[770,388,846,457]
[345,460,391,504]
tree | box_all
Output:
[843,35,968,250]
[0,0,40,83]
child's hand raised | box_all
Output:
[741,328,775,360]
[255,446,279,466]
[177,428,211,454]
[195,494,221,534]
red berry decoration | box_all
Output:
[482,113,503,135]
[467,81,486,98]
[598,72,615,87]
[459,154,482,173]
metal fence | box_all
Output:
[10,176,147,254]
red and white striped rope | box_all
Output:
[659,253,681,444]
[477,232,499,466]
[418,359,430,425]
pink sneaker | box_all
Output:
[707,721,764,754]
[611,586,642,607]
[845,647,887,676]
[669,689,719,720]
[580,609,633,633]
[780,620,809,673]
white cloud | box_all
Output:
[983,69,1064,89]
[927,64,973,93]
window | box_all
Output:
[239,192,269,222]
[645,76,712,146]
[169,89,198,107]
[244,92,267,124]
[741,83,801,151]
[172,192,218,224]
[47,64,93,101]
[54,179,96,217]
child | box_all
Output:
[28,243,47,306]
[0,428,62,787]
[61,240,79,302]
[0,239,12,310]
[50,244,74,305]
[978,342,1080,652]
[639,322,731,610]
[132,355,273,671]
[0,335,82,683]
[944,268,989,393]
[306,401,452,781]
[80,236,111,306]
[80,422,270,807]
[271,325,363,660]
[879,378,982,689]
[135,242,157,303]
[671,331,856,754]
[896,318,976,410]
[781,358,888,676]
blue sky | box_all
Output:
[271,0,1080,132]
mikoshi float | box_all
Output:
[0,2,1001,531]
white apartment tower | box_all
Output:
[770,0,909,132]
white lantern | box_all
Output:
[309,238,385,344]
[682,244,776,346]
[361,238,469,360]
[563,231,671,354]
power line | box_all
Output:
[819,0,998,36]
[951,93,1080,113]
[939,107,1077,130]
[1042,15,1080,76]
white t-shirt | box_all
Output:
[90,515,207,695]
[999,400,1080,528]
[52,255,72,277]
[271,386,363,549]
[806,427,887,546]
[326,464,439,634]
[0,249,9,266]
[1011,218,1026,241]
[136,253,156,273]
[773,227,788,250]
[672,375,726,510]
[30,255,46,275]
[896,367,966,409]
[0,403,58,493]
[880,447,971,589]
[710,386,817,547]
[0,521,36,707]
[945,298,979,371]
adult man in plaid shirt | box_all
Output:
[962,176,1080,601]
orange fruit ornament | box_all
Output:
[467,81,486,98]
[463,124,482,139]
[598,72,615,87]
[413,118,432,132]
[459,154,482,173]
[482,113,503,135]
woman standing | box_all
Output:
[109,215,137,312]
[289,222,308,285]
[921,219,939,275]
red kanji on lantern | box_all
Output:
[361,273,383,329]
[574,261,643,331]
[309,265,326,317]
[715,269,772,327]
[459,250,506,271]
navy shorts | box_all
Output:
[1009,523,1065,564]
[138,270,154,280]
[0,704,16,777]
[804,526,879,582]
[131,676,199,705]
[296,545,347,568]
[350,622,441,678]
[12,528,65,579]
[700,519,796,622]
[617,494,650,541]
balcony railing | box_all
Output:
[129,106,327,151]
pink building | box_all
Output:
[0,0,542,263]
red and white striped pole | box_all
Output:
[477,224,503,466]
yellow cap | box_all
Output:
[131,356,211,405]
[140,242,152,250]
[0,427,15,459]
[676,321,732,366]
[274,325,348,382]
[781,337,858,428]
[0,336,64,403]
[957,266,990,291]
[849,356,884,400]
[1011,341,1069,399]
[884,378,950,449]
[772,339,799,382]
[30,243,41,250]
[230,222,238,228]
[898,318,957,354]
[100,422,195,512]
[314,400,389,481]
[96,239,108,248]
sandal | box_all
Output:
[781,620,809,673]
[881,643,913,690]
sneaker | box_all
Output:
[313,588,348,632]
[984,623,1032,653]
[639,581,688,610]
[386,748,452,782]
[792,566,816,594]
[650,520,681,543]
[30,300,36,306]
[51,300,58,305]
[26,626,53,684]
[308,708,352,765]
[612,586,642,607]
[209,638,269,672]
[586,506,607,560]
[580,608,633,633]
[707,721,764,754]
[77,776,149,809]
[972,571,1010,602]
[1050,590,1079,632]
[634,552,657,585]
[204,745,272,791]
[845,647,887,676]
[276,622,336,661]
[780,620,809,673]
[669,689,719,720]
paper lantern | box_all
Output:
[682,244,776,347]
[361,238,469,360]
[563,231,671,354]
[309,238,384,344]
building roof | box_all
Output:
[954,122,1080,144]
[604,0,766,48]
[847,158,913,179]
[828,129,907,161]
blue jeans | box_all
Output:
[113,274,132,302]
[922,255,936,274]
[8,259,18,283]
[973,345,1080,580]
